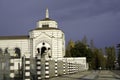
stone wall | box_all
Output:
[0,54,88,80]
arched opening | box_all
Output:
[4,48,8,54]
[14,48,21,58]
[37,48,40,53]
[0,48,3,54]
[36,42,51,58]
[48,48,51,58]
[41,47,47,58]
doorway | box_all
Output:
[41,47,47,58]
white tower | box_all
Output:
[37,8,58,29]
[29,8,65,58]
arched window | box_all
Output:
[14,47,21,58]
[4,48,8,54]
[0,48,3,54]
[48,48,51,58]
[37,48,40,53]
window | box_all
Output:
[0,48,3,54]
[37,48,40,53]
[14,47,21,58]
[42,24,49,28]
[4,48,8,54]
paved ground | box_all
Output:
[49,70,120,80]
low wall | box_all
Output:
[35,57,88,79]
[0,54,88,80]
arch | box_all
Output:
[41,47,47,58]
[48,47,51,58]
[37,48,40,53]
[4,48,8,54]
[35,39,52,58]
[0,48,3,54]
[14,47,21,58]
[35,38,51,47]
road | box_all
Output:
[49,70,120,80]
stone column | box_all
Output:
[63,60,66,75]
[36,54,41,80]
[45,59,49,79]
[55,59,58,76]
[24,56,31,80]
[67,62,70,74]
[9,58,14,80]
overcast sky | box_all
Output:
[0,0,120,48]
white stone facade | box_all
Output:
[0,38,29,57]
[0,9,65,59]
[30,29,65,58]
[65,57,88,70]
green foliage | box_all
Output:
[65,39,75,57]
[82,35,87,45]
[117,44,120,69]
[105,46,116,69]
[70,41,93,60]
[66,40,95,69]
[118,52,120,67]
[91,49,106,70]
[65,37,116,70]
[71,41,87,57]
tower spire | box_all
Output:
[46,8,49,18]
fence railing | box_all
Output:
[0,54,87,80]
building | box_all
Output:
[0,8,65,59]
[0,9,88,79]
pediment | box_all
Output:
[36,32,52,39]
[35,32,52,45]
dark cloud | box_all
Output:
[0,0,120,48]
[54,0,120,22]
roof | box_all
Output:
[40,18,55,21]
[30,27,62,31]
[35,27,61,30]
[30,27,65,34]
[0,35,29,40]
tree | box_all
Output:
[117,44,120,69]
[91,49,101,69]
[89,48,107,70]
[105,46,116,70]
[99,49,107,69]
[70,40,94,67]
[82,35,87,45]
[118,52,120,69]
[65,39,75,57]
[65,38,114,70]
[90,39,95,51]
[71,40,87,57]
